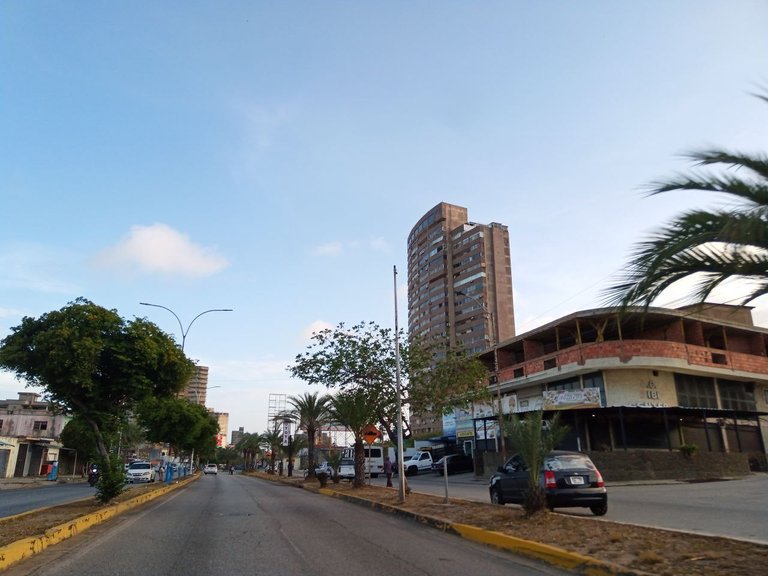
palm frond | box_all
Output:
[607,94,768,311]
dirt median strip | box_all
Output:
[316,486,649,576]
[0,477,196,572]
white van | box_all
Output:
[342,446,384,478]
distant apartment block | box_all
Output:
[214,411,228,447]
[231,426,245,447]
[179,365,210,406]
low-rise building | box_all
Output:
[0,392,70,478]
[457,303,768,472]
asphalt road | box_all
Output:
[0,482,97,517]
[5,474,570,576]
[370,471,768,544]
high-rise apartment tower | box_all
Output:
[407,202,515,434]
[408,202,515,352]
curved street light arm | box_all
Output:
[140,302,185,347]
[139,302,233,352]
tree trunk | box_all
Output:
[353,438,365,488]
[306,428,316,478]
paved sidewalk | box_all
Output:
[0,476,87,490]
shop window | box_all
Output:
[675,374,717,409]
[718,379,756,411]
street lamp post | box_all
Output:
[139,302,233,352]
[455,290,506,459]
[139,302,232,475]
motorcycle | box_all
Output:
[87,466,99,487]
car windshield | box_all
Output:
[544,454,595,471]
[340,459,354,466]
[129,463,150,470]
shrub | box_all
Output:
[95,455,125,504]
[679,444,698,458]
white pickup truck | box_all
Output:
[403,451,435,476]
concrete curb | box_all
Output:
[0,476,197,572]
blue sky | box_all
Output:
[2,2,767,440]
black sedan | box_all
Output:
[432,454,474,475]
[488,451,607,515]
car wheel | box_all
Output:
[590,503,608,516]
[406,466,417,477]
[490,487,505,505]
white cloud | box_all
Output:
[311,238,391,256]
[94,223,229,277]
[370,237,391,253]
[299,320,333,342]
[312,242,343,256]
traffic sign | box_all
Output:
[362,424,380,444]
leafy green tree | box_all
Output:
[288,322,490,446]
[605,94,768,310]
[118,419,148,460]
[216,446,240,468]
[137,397,219,463]
[328,389,379,488]
[60,415,103,466]
[505,410,568,516]
[283,391,331,478]
[407,344,490,418]
[0,299,193,502]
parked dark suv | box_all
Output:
[489,451,607,515]
[432,453,474,475]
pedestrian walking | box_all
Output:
[384,456,393,487]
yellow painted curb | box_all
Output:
[0,476,197,572]
[451,523,644,576]
[315,485,647,576]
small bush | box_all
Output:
[680,444,698,458]
[95,455,125,504]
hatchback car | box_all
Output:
[203,463,218,475]
[125,461,156,483]
[432,454,474,475]
[489,451,607,515]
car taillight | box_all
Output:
[595,469,605,488]
[544,470,557,489]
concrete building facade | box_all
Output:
[179,365,210,406]
[407,202,515,435]
[465,303,768,470]
[0,392,70,478]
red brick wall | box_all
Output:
[499,340,768,380]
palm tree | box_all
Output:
[236,432,264,471]
[328,389,378,488]
[605,95,768,309]
[261,426,283,473]
[284,391,332,478]
[504,410,568,516]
